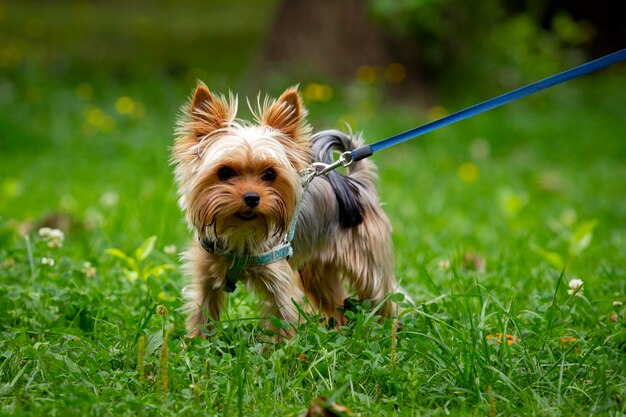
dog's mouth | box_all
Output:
[236,211,258,221]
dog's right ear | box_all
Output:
[173,82,236,170]
[186,82,236,139]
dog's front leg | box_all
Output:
[185,287,226,338]
[251,261,304,338]
[183,244,227,338]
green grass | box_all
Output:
[1,2,626,415]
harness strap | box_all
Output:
[199,237,294,293]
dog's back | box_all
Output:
[310,130,380,228]
[291,130,398,320]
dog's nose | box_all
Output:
[243,192,260,208]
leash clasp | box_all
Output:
[311,151,354,177]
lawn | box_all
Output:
[1,2,625,416]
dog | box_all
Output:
[172,82,404,337]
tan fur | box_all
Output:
[172,84,403,338]
[255,86,312,171]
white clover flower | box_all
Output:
[567,278,584,296]
[164,245,177,255]
[613,300,623,307]
[82,261,96,278]
[38,227,64,240]
[41,257,55,266]
[438,260,451,270]
[47,240,62,249]
[568,278,583,289]
[38,227,65,248]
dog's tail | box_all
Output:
[311,129,378,228]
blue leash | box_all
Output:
[343,48,626,163]
[204,49,626,291]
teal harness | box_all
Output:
[199,238,294,292]
[199,171,315,293]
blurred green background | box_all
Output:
[0,0,625,274]
[1,1,626,415]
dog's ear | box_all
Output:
[261,87,309,140]
[187,82,236,139]
[259,86,312,170]
[172,82,236,171]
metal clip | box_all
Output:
[311,151,354,177]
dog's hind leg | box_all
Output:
[338,215,400,317]
[299,261,347,325]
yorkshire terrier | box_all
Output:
[172,82,404,337]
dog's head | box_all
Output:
[172,83,312,250]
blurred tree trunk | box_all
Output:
[261,0,392,78]
[258,0,430,100]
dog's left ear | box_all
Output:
[261,87,309,140]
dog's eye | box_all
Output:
[260,169,276,182]
[217,167,237,181]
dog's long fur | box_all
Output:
[172,83,400,337]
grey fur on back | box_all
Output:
[311,130,366,228]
